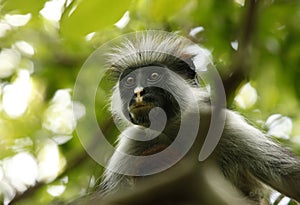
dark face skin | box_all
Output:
[119,66,180,127]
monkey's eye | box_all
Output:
[148,72,160,81]
[125,76,135,86]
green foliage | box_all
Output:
[0,0,300,204]
[136,0,191,21]
[2,0,48,15]
[60,0,132,41]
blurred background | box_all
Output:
[0,0,300,204]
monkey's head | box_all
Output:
[108,31,211,128]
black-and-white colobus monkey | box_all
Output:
[100,31,300,204]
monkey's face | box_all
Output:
[118,66,180,127]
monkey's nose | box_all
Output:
[134,87,144,102]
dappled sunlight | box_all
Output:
[189,26,204,37]
[114,11,130,29]
[0,48,21,78]
[234,82,258,109]
[0,78,84,203]
[37,139,66,183]
[2,153,38,193]
[0,167,16,205]
[43,89,77,135]
[0,146,66,204]
[43,89,86,135]
[47,184,66,197]
[230,40,239,51]
[0,152,38,204]
[85,32,96,41]
[2,70,33,118]
[73,101,86,120]
[52,135,73,145]
[234,0,245,7]
[40,0,66,22]
[11,137,33,153]
[4,14,31,27]
[265,114,293,140]
[0,22,11,38]
[47,177,69,197]
[13,41,35,57]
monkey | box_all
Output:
[99,31,300,204]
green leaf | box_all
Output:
[60,0,132,40]
[2,0,47,15]
[137,0,190,21]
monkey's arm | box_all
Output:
[219,110,300,202]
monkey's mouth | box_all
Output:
[129,102,154,112]
[128,102,157,126]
